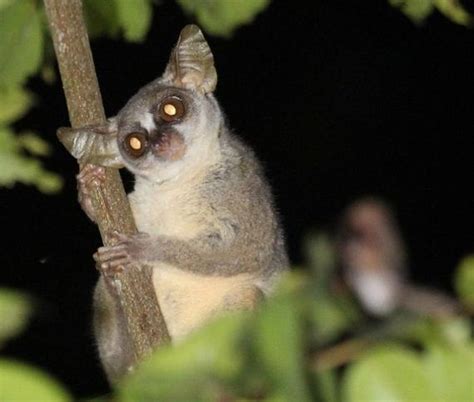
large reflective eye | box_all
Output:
[124,132,148,158]
[157,96,185,123]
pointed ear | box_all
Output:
[162,24,217,94]
[57,119,124,168]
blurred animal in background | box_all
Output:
[337,197,459,318]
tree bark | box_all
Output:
[43,0,169,366]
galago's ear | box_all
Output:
[57,118,124,168]
[162,24,217,94]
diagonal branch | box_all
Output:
[43,0,169,367]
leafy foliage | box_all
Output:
[343,345,436,402]
[389,0,473,25]
[0,86,34,124]
[115,0,153,42]
[434,0,472,25]
[0,127,62,193]
[83,0,153,42]
[424,344,474,401]
[343,329,474,401]
[176,0,270,37]
[0,288,32,348]
[0,233,472,401]
[455,255,474,309]
[118,314,250,402]
[111,233,473,401]
[389,0,435,23]
[0,359,71,402]
[0,0,43,86]
[0,0,60,193]
[253,292,312,402]
[0,288,71,401]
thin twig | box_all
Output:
[313,338,373,371]
[43,0,169,365]
[311,313,420,371]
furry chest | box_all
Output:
[129,187,205,239]
[152,264,254,340]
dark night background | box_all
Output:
[1,0,473,397]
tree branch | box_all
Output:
[43,0,169,366]
[311,313,429,371]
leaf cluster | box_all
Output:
[389,0,472,25]
[1,234,472,401]
[0,288,71,401]
[0,0,61,192]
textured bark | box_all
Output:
[43,0,169,365]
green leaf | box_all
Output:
[0,359,71,402]
[0,87,33,124]
[35,170,63,193]
[434,0,472,26]
[389,0,435,24]
[115,0,153,42]
[83,0,120,39]
[17,132,51,157]
[0,288,32,348]
[314,369,339,402]
[389,0,473,26]
[343,344,437,402]
[0,0,43,86]
[83,0,153,41]
[410,317,472,348]
[423,344,474,401]
[454,255,474,309]
[41,62,56,84]
[304,231,336,289]
[253,297,312,402]
[436,317,472,346]
[0,0,14,11]
[119,313,248,402]
[272,269,309,297]
[176,0,270,37]
[0,126,20,153]
[0,127,62,193]
[310,294,360,345]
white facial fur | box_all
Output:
[348,267,401,316]
[115,84,223,185]
[145,93,222,184]
[138,112,156,133]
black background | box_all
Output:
[1,0,473,397]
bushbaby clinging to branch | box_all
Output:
[62,25,288,382]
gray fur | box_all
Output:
[79,25,289,383]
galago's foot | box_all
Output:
[77,164,106,222]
